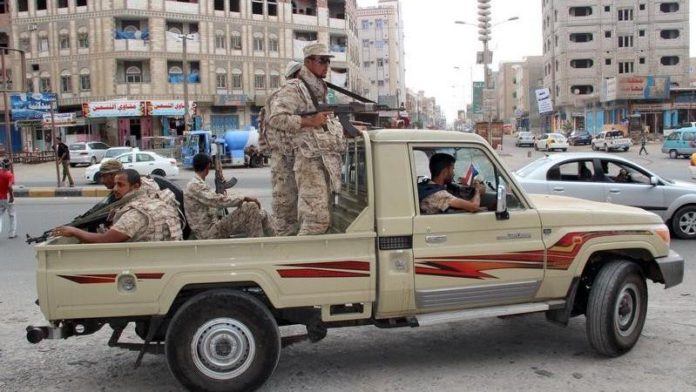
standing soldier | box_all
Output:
[55,136,74,187]
[266,44,346,235]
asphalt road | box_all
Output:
[1,138,695,391]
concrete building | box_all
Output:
[2,0,363,151]
[513,56,545,132]
[542,0,690,133]
[355,0,405,108]
[495,61,522,125]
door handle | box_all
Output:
[609,189,621,193]
[425,235,447,244]
[552,187,564,192]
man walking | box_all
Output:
[639,133,648,156]
[0,158,17,239]
[266,44,346,235]
[55,136,74,187]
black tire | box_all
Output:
[670,205,696,239]
[93,172,102,185]
[151,169,166,176]
[562,148,567,152]
[586,261,647,357]
[90,156,97,165]
[69,163,76,167]
[534,144,539,151]
[604,144,609,152]
[592,144,597,151]
[669,149,678,159]
[165,290,281,392]
[623,147,629,152]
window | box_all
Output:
[60,71,72,93]
[617,8,633,21]
[659,2,679,13]
[17,0,28,12]
[79,70,91,91]
[362,39,369,48]
[604,5,610,12]
[215,31,226,49]
[58,0,67,7]
[570,59,594,68]
[639,57,645,64]
[231,69,242,88]
[216,72,227,89]
[19,37,30,52]
[639,4,645,11]
[375,19,383,29]
[661,56,680,66]
[39,37,49,52]
[571,85,594,94]
[36,0,46,10]
[40,76,51,92]
[59,34,70,50]
[252,0,263,14]
[605,31,611,38]
[136,153,154,162]
[377,59,383,67]
[618,35,633,47]
[76,0,86,6]
[602,161,650,185]
[269,35,278,52]
[377,80,384,87]
[618,61,634,74]
[660,29,680,39]
[126,65,142,83]
[361,20,369,30]
[569,6,592,17]
[229,0,240,12]
[549,160,595,182]
[231,31,242,50]
[214,0,224,11]
[270,73,280,88]
[253,33,264,51]
[363,61,370,68]
[26,77,34,92]
[639,30,645,37]
[268,0,277,16]
[605,58,611,65]
[569,33,593,43]
[78,33,89,48]
[254,71,266,89]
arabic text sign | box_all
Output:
[147,100,196,116]
[9,92,57,120]
[535,88,554,114]
[83,100,146,118]
[602,76,671,101]
[42,112,76,127]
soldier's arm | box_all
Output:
[53,225,129,244]
[188,181,244,208]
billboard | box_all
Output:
[601,76,670,102]
[472,81,485,114]
[535,88,554,114]
[147,100,196,116]
[9,92,57,121]
[82,100,146,118]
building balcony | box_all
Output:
[167,83,202,96]
[115,82,153,96]
[329,18,346,29]
[292,14,318,26]
[114,38,150,51]
[166,39,200,54]
[165,0,199,14]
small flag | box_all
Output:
[460,164,479,186]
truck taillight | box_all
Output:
[80,152,88,155]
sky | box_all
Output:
[356,0,695,122]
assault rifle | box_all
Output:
[301,102,400,137]
[212,150,237,217]
[25,191,139,244]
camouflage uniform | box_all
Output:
[140,176,160,195]
[111,190,183,241]
[184,175,275,239]
[266,66,345,235]
[420,185,457,215]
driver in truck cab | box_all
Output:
[417,153,486,214]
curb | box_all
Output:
[14,187,110,198]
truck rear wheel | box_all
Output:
[165,290,281,392]
[586,261,647,357]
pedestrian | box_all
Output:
[53,169,183,243]
[0,158,17,239]
[210,134,219,166]
[55,136,74,187]
[639,133,648,155]
[266,44,346,235]
[184,153,275,239]
[258,60,302,235]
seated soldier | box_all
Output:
[418,153,486,214]
[100,160,159,196]
[53,169,183,243]
[184,153,275,239]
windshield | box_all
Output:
[69,143,85,150]
[105,148,131,158]
[515,157,551,177]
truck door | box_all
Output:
[411,145,546,311]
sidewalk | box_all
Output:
[8,161,110,198]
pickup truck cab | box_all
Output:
[27,130,683,392]
[592,130,633,152]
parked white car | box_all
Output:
[591,130,632,152]
[101,147,133,162]
[534,133,568,152]
[68,142,110,166]
[85,150,179,184]
[515,131,535,147]
[514,152,696,239]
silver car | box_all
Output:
[68,142,110,166]
[514,152,696,239]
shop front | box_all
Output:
[83,100,150,147]
[211,95,247,135]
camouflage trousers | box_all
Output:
[270,154,298,236]
[208,202,276,239]
[294,155,331,236]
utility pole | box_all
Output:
[49,92,60,187]
[181,32,190,133]
[1,48,26,174]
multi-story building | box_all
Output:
[542,0,690,133]
[3,0,362,150]
[356,0,405,108]
[495,61,522,125]
[513,56,544,132]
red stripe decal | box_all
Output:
[58,274,117,284]
[277,268,369,278]
[135,273,165,280]
[282,261,370,271]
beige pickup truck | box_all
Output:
[27,130,683,392]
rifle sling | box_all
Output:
[299,76,331,134]
[325,81,376,104]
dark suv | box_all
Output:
[568,130,592,146]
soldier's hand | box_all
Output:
[302,112,331,128]
[243,196,261,208]
[52,226,76,238]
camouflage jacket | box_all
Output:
[183,174,244,239]
[111,190,183,242]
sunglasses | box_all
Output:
[312,57,331,65]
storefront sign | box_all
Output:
[83,100,146,118]
[42,112,77,127]
[9,92,57,120]
[632,103,672,112]
[602,76,671,102]
[147,100,196,116]
[214,94,249,106]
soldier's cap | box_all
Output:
[99,159,123,174]
[285,61,302,78]
[303,44,334,59]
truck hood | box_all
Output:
[527,194,663,226]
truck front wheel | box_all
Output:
[586,261,647,357]
[165,290,281,392]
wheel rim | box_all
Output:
[614,283,640,337]
[191,318,256,380]
[678,210,696,236]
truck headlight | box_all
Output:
[654,225,671,246]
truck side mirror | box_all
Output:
[496,183,510,220]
